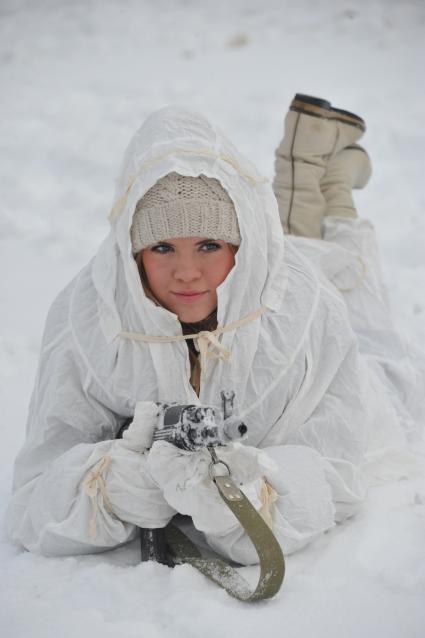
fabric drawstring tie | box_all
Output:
[82,455,113,538]
[119,306,267,377]
[195,330,231,374]
[259,478,279,529]
[336,255,368,293]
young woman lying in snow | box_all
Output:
[6,95,424,563]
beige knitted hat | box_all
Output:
[130,172,241,253]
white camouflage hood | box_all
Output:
[106,106,286,324]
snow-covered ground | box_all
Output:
[1,1,424,636]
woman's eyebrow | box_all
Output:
[195,238,217,246]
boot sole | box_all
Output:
[290,93,366,132]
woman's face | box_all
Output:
[140,237,236,322]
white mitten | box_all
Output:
[147,441,277,536]
[119,401,161,452]
[106,401,175,528]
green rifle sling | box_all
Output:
[165,474,285,602]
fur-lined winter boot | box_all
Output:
[273,94,367,238]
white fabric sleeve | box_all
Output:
[205,442,368,565]
[204,444,339,564]
[6,323,174,556]
[282,342,370,518]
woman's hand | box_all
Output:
[118,401,161,452]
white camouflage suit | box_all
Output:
[6,108,424,563]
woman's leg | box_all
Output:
[273,94,425,434]
[273,94,390,337]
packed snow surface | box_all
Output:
[1,1,424,636]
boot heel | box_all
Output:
[290,93,366,132]
[290,94,332,118]
[329,106,365,132]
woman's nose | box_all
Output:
[174,257,202,282]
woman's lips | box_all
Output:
[171,291,207,302]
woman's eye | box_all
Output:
[151,243,172,254]
[200,241,221,252]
